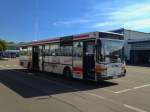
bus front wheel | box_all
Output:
[63,67,72,79]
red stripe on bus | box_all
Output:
[73,67,83,75]
[73,67,83,71]
[29,38,60,45]
[22,34,90,46]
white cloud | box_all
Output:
[92,21,116,27]
[124,19,150,30]
[52,18,92,26]
[52,2,150,32]
[93,3,150,31]
[110,3,150,21]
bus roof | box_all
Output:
[20,31,123,47]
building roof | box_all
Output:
[110,28,150,34]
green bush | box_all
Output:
[0,40,7,51]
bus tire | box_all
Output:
[27,62,31,70]
[63,67,72,79]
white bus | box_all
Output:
[19,31,126,81]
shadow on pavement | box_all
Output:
[0,69,118,98]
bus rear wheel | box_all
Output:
[27,62,31,70]
[63,67,72,79]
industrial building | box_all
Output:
[111,28,150,65]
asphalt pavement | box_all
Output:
[0,59,150,112]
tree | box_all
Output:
[0,39,7,51]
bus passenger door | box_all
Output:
[72,42,84,79]
[83,41,95,80]
[38,45,44,72]
[32,46,39,71]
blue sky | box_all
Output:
[0,0,150,42]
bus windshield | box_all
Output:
[96,39,124,63]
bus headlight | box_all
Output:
[121,65,126,74]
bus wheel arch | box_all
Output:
[63,66,72,78]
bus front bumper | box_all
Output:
[96,70,126,80]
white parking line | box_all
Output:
[86,93,105,99]
[86,93,148,112]
[114,89,132,93]
[114,84,150,94]
[133,84,150,89]
[124,104,147,112]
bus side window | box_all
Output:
[60,46,72,56]
[73,42,83,57]
[44,45,50,56]
[86,42,95,55]
[20,47,28,56]
[50,44,60,56]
